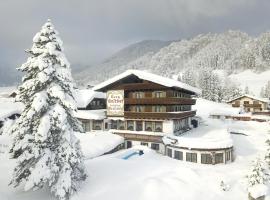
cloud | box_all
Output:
[0,0,269,85]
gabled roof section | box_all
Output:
[92,69,201,95]
[74,89,106,108]
[227,94,269,103]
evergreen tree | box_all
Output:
[181,69,196,87]
[246,158,268,188]
[265,139,270,166]
[9,20,86,200]
[244,86,250,95]
[260,86,265,98]
[264,81,270,98]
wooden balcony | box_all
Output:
[125,97,196,105]
[112,131,163,143]
[244,104,262,108]
[124,110,196,120]
[232,104,240,107]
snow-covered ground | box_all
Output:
[229,69,270,96]
[0,119,269,200]
[0,96,270,200]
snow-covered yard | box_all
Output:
[0,119,269,200]
[0,95,270,200]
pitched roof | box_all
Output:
[92,69,201,95]
[226,94,269,103]
[74,89,106,108]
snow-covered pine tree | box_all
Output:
[264,81,270,98]
[245,86,250,95]
[246,158,268,188]
[9,19,86,200]
[260,87,265,98]
[265,139,270,166]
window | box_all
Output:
[92,120,103,130]
[151,143,160,151]
[215,153,224,164]
[253,100,259,104]
[154,91,165,98]
[154,122,162,132]
[153,106,165,112]
[136,121,143,131]
[186,152,197,163]
[244,101,249,104]
[135,106,144,112]
[174,150,183,160]
[145,121,153,131]
[167,148,172,157]
[201,154,212,164]
[144,121,163,132]
[118,120,125,130]
[127,120,134,131]
[126,141,132,149]
[225,151,231,161]
[111,120,118,129]
[81,121,90,132]
[141,142,148,146]
[134,92,144,99]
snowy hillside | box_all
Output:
[75,40,172,85]
[229,70,270,96]
[76,30,270,97]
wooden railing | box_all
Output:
[125,97,196,105]
[244,104,262,108]
[112,131,163,143]
[124,110,196,119]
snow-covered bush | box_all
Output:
[247,158,268,187]
[9,19,86,200]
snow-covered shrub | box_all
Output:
[9,19,86,200]
[247,158,268,187]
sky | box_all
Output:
[0,0,270,85]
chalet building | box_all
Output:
[227,95,269,113]
[74,89,109,132]
[92,70,201,155]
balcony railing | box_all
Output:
[124,97,196,105]
[124,110,196,120]
[244,104,262,108]
[111,131,163,143]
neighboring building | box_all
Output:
[227,95,269,112]
[93,70,201,154]
[74,89,109,132]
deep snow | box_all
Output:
[0,96,270,200]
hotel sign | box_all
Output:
[107,90,124,116]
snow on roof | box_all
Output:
[0,98,24,121]
[74,89,106,108]
[93,69,201,95]
[163,119,233,149]
[227,94,269,103]
[74,109,106,120]
[75,132,124,159]
[193,98,241,119]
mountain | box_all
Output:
[74,40,172,86]
[75,30,270,97]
